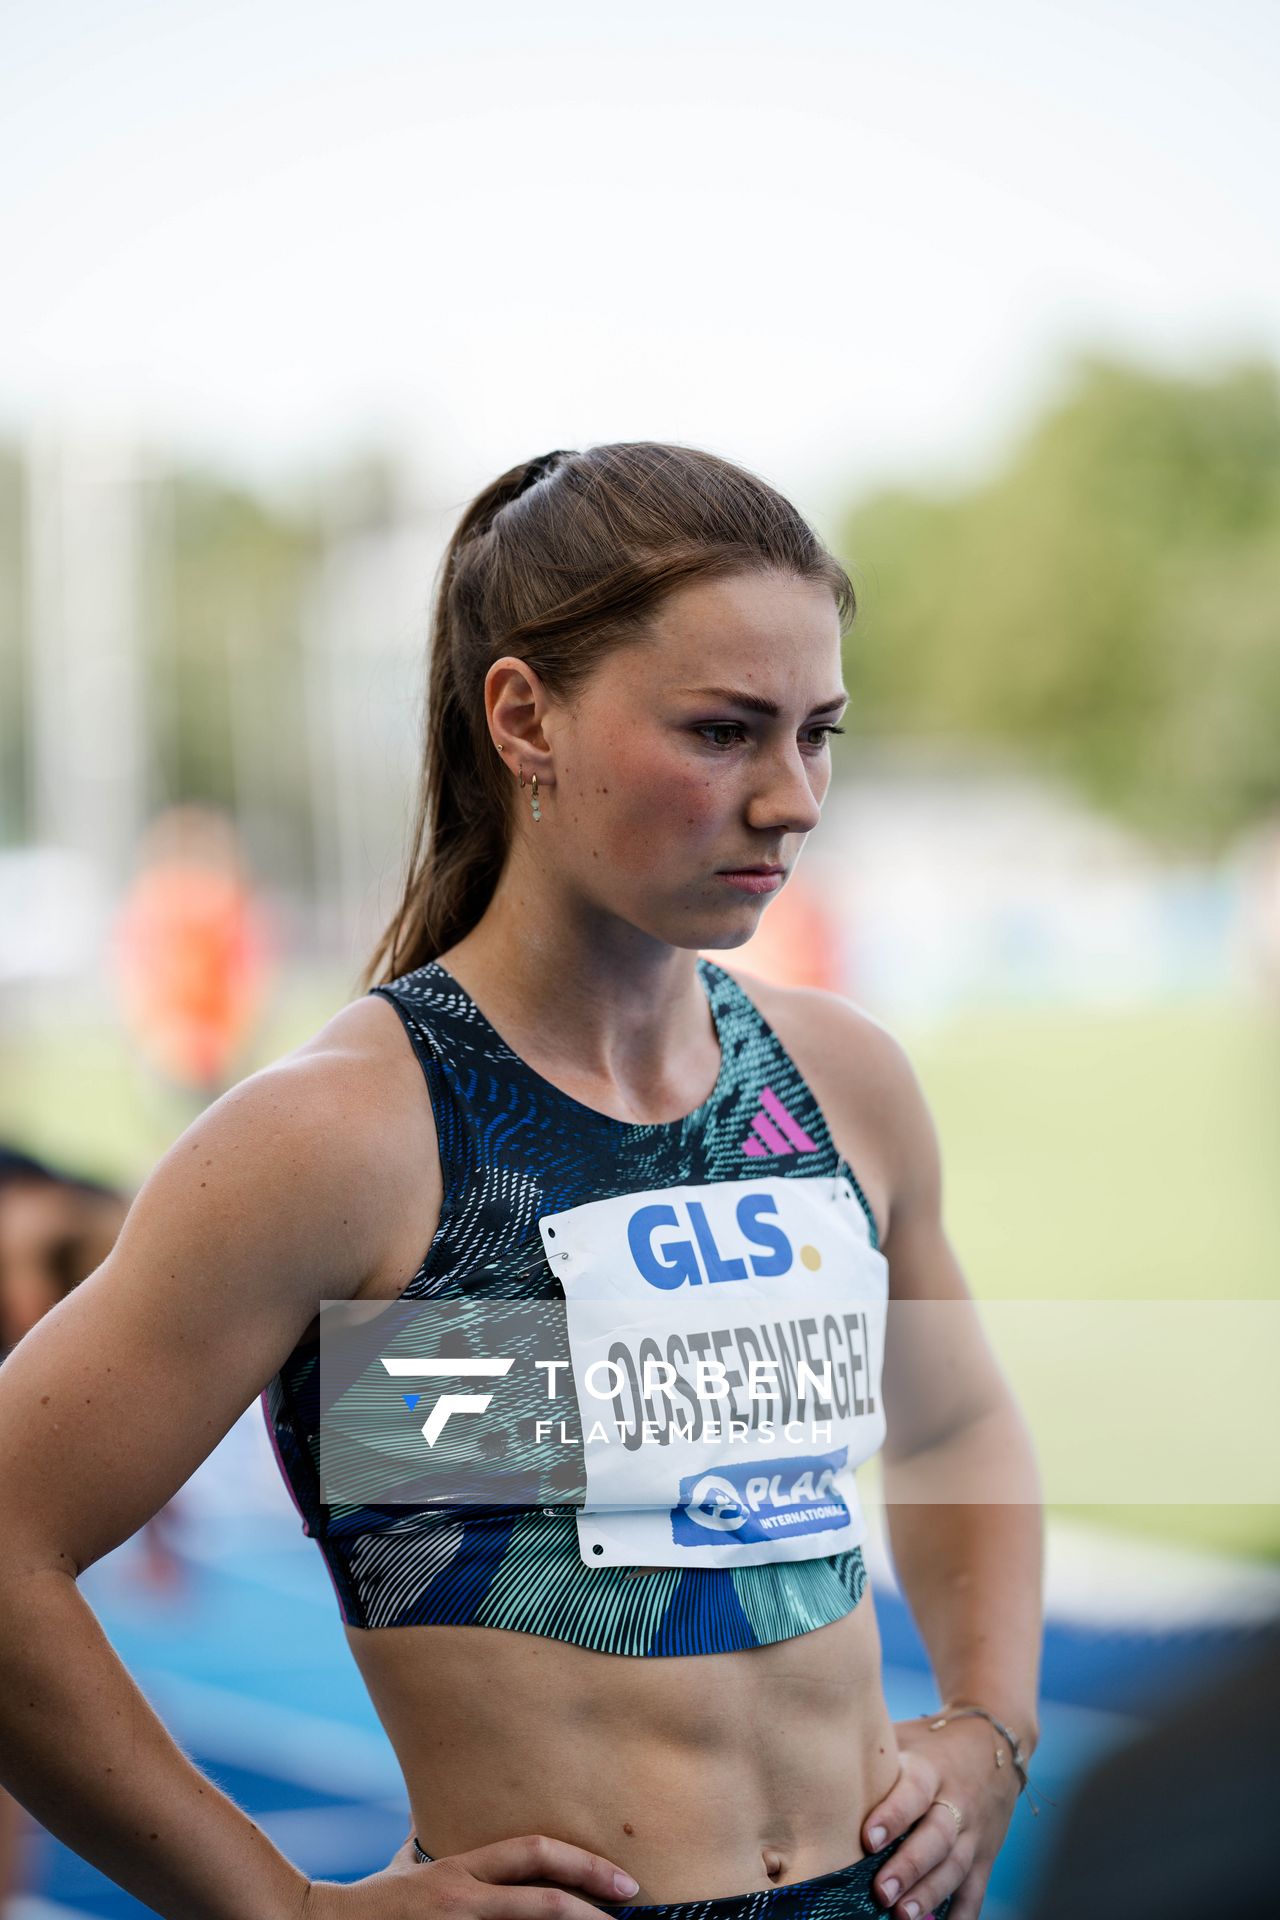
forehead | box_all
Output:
[597,570,842,693]
[649,570,839,649]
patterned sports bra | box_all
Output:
[262,955,885,1656]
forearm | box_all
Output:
[882,1398,1044,1754]
[0,1566,310,1920]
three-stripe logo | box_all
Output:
[740,1085,819,1158]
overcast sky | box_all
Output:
[3,0,1276,517]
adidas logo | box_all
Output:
[740,1085,819,1158]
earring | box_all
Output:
[530,772,541,822]
[518,761,526,789]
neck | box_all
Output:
[435,866,723,1123]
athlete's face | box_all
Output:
[535,568,846,949]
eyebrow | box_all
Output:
[674,686,850,718]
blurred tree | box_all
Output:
[152,468,320,889]
[838,353,1280,851]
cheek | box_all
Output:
[567,702,740,832]
[611,750,723,838]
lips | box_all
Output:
[716,866,786,895]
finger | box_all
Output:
[888,1832,975,1920]
[459,1833,640,1903]
[929,1855,990,1920]
[863,1751,938,1853]
[871,1814,956,1913]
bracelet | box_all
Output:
[920,1701,1052,1817]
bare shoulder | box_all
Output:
[233,988,442,1295]
[711,957,942,1252]
[286,985,435,1126]
[215,991,428,1193]
[101,985,440,1334]
[120,988,436,1309]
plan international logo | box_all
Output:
[673,1452,852,1544]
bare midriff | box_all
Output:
[345,1586,901,1901]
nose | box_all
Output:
[745,744,825,838]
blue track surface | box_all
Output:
[12,1503,1273,1920]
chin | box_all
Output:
[696,926,764,953]
[661,907,768,953]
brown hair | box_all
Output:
[360,441,856,989]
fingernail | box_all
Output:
[869,1825,887,1846]
[905,1904,920,1919]
[614,1873,639,1896]
[881,1878,900,1904]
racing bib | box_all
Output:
[537,1172,887,1568]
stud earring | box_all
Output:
[530,772,541,822]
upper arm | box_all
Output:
[715,964,1013,1458]
[0,1020,410,1581]
[861,1017,1014,1458]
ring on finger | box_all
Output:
[931,1797,963,1833]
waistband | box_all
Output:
[410,1837,951,1918]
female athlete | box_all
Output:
[0,442,1043,1920]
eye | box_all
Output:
[694,723,747,749]
[693,722,846,752]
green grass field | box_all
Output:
[3,978,1277,1560]
[898,995,1280,1561]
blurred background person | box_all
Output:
[0,1146,129,1354]
[110,804,277,1107]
